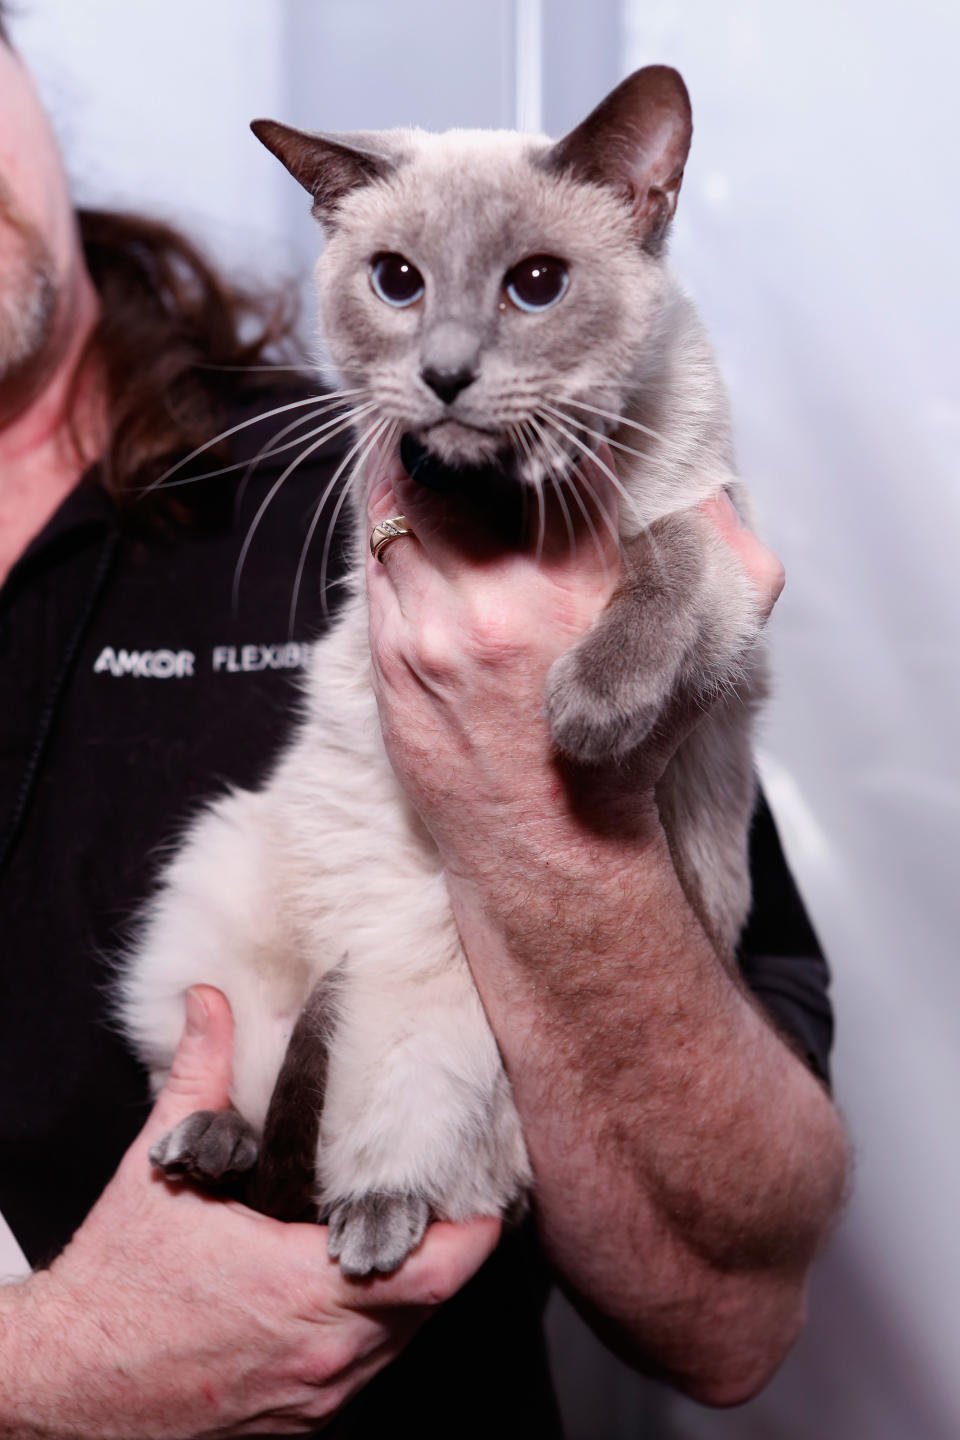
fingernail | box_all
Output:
[185,987,208,1037]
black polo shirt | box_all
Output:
[0,395,832,1437]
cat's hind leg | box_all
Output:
[149,1109,259,1186]
[313,907,531,1277]
[118,788,314,1175]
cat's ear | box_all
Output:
[544,66,692,253]
[251,119,397,224]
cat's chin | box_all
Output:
[419,420,504,468]
[401,430,520,496]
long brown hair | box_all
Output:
[74,208,302,514]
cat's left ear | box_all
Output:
[251,119,398,224]
[544,66,692,254]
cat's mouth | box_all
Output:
[400,432,520,496]
[424,418,501,439]
[407,416,512,477]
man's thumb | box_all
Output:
[140,985,235,1146]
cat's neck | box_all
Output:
[617,279,735,536]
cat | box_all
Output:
[118,65,767,1278]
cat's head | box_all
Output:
[252,66,691,493]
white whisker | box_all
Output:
[510,419,533,478]
[537,412,673,583]
[317,415,399,607]
[528,415,613,568]
[543,394,669,448]
[532,463,547,564]
[508,422,535,548]
[142,407,336,494]
[141,391,367,496]
[231,402,378,614]
[564,464,617,570]
[539,404,654,465]
[550,461,578,558]
[291,414,394,633]
[193,363,330,373]
[516,419,574,560]
[234,401,368,514]
[547,469,577,561]
[550,412,674,584]
[534,409,633,512]
[156,396,361,496]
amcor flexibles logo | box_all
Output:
[93,643,311,679]
[94,647,195,678]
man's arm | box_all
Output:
[365,458,849,1405]
[444,820,845,1403]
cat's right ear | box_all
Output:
[251,120,397,224]
[543,66,692,255]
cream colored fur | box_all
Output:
[120,78,766,1260]
[120,583,532,1218]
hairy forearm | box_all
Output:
[0,1279,57,1439]
[444,813,848,1402]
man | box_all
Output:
[0,14,847,1436]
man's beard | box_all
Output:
[0,178,58,390]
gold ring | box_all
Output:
[370,514,413,563]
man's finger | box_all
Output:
[138,985,235,1148]
[333,1217,502,1312]
[700,492,785,620]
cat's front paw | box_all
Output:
[326,1193,430,1277]
[545,648,663,763]
[149,1109,259,1184]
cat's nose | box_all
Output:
[420,364,476,405]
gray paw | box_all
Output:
[545,650,662,763]
[149,1109,259,1184]
[326,1193,430,1277]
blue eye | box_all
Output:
[370,253,424,307]
[505,256,569,312]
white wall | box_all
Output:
[622,3,959,1437]
[13,1,294,280]
[10,2,959,1435]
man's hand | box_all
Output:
[0,987,499,1439]
[365,442,784,858]
[365,441,625,865]
[699,489,785,620]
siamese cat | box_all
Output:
[119,66,766,1277]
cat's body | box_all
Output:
[119,67,766,1276]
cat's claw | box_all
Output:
[326,1193,430,1277]
[149,1109,259,1183]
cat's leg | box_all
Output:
[545,503,766,958]
[544,506,763,764]
[313,921,531,1277]
[119,787,312,1184]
